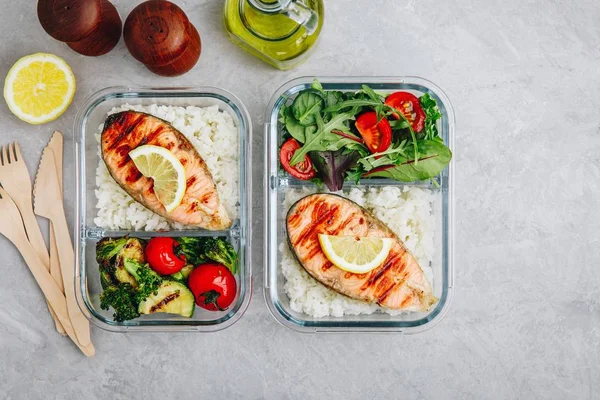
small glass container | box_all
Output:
[74,86,252,332]
[264,76,455,333]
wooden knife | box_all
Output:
[33,146,92,348]
[47,131,67,336]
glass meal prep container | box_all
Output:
[264,76,455,333]
[74,87,252,332]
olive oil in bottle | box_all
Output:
[223,0,324,70]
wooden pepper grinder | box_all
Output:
[123,0,201,77]
[37,0,122,57]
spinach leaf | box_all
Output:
[420,93,442,140]
[289,112,355,166]
[292,91,324,126]
[309,149,361,192]
[363,140,452,181]
[325,91,344,109]
[311,79,324,92]
[284,107,315,143]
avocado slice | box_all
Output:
[169,264,194,283]
[138,281,195,318]
[114,238,145,287]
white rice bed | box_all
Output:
[281,186,435,317]
[94,104,239,231]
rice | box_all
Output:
[280,186,435,318]
[94,104,239,231]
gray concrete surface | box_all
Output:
[1,0,599,399]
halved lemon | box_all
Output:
[318,234,394,274]
[3,53,76,125]
[129,145,186,213]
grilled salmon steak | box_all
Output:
[286,193,437,311]
[101,111,231,230]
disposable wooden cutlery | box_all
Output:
[0,187,94,356]
[33,146,92,348]
[0,142,64,333]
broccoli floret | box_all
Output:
[96,237,128,267]
[123,258,162,303]
[199,237,238,274]
[99,269,114,290]
[175,237,207,266]
[99,259,161,322]
[175,237,238,273]
[99,283,139,322]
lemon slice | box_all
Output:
[129,145,186,213]
[3,53,76,125]
[318,234,394,274]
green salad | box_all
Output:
[278,79,452,191]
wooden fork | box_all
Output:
[0,142,63,333]
[0,187,94,356]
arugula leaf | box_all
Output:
[292,91,324,126]
[363,140,452,182]
[420,93,442,140]
[342,141,370,158]
[345,167,365,185]
[289,112,355,166]
[389,119,409,130]
[325,96,419,163]
[309,149,361,192]
[359,140,409,171]
[323,99,381,113]
[360,85,385,118]
[361,85,384,102]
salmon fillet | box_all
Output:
[286,193,437,311]
[101,111,231,230]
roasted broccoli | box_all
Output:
[175,237,207,266]
[123,258,162,303]
[99,260,161,322]
[99,283,139,322]
[200,237,238,274]
[96,237,128,267]
[97,237,162,321]
[175,237,237,273]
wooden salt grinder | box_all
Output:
[123,0,201,77]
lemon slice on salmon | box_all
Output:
[3,53,76,125]
[318,234,394,274]
[129,145,186,213]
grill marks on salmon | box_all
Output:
[286,194,437,311]
[101,111,231,230]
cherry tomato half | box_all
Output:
[145,237,186,275]
[280,138,316,180]
[355,111,392,154]
[385,91,426,133]
[188,263,237,311]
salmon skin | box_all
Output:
[286,193,437,311]
[101,111,231,230]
